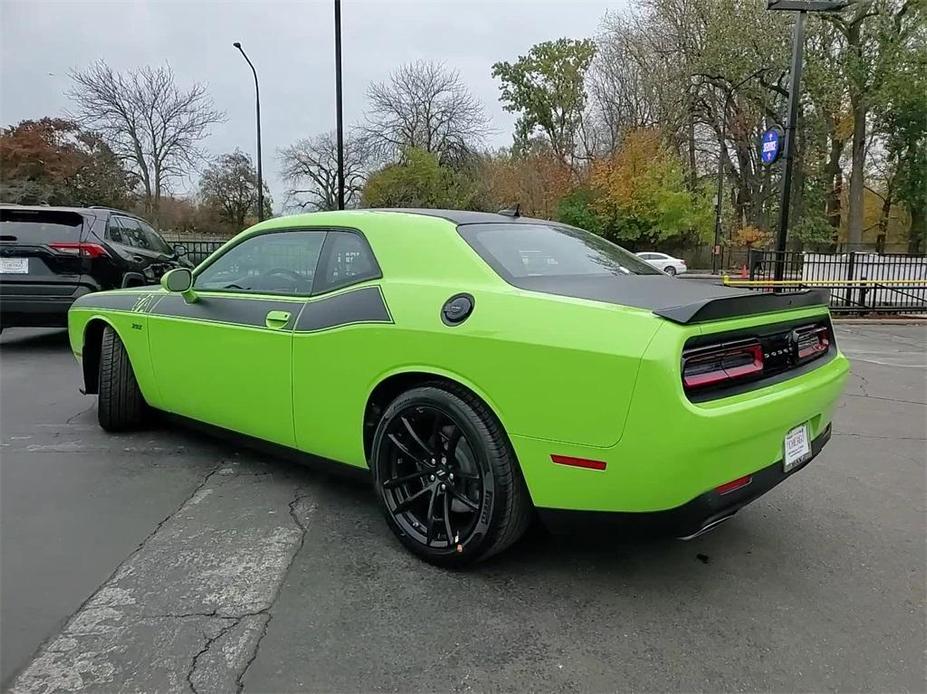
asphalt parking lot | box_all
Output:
[2,324,925,693]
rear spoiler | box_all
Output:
[653,289,830,325]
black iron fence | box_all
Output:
[737,250,927,315]
[165,238,228,265]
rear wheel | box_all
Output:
[665,265,677,276]
[371,384,532,567]
[97,326,146,431]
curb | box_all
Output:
[832,318,926,325]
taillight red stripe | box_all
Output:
[48,242,108,258]
[715,475,752,495]
[551,454,607,471]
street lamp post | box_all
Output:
[711,68,770,275]
[233,41,264,222]
[766,0,849,282]
[334,0,345,210]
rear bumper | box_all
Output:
[538,424,831,539]
[0,289,91,327]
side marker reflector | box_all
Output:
[715,475,752,495]
[551,454,607,471]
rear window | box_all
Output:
[0,209,85,244]
[458,223,660,280]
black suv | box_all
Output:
[0,205,192,330]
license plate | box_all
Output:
[783,423,811,472]
[0,258,28,274]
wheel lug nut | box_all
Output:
[429,474,435,481]
[440,483,446,491]
[449,473,454,480]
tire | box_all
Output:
[97,326,147,431]
[665,265,677,276]
[371,383,532,568]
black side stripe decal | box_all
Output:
[151,294,300,329]
[71,291,164,313]
[73,286,392,332]
[295,286,391,332]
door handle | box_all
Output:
[265,310,291,329]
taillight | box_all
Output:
[683,339,764,391]
[48,242,109,258]
[794,325,830,363]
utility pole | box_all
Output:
[772,9,806,281]
[767,1,849,282]
[334,0,345,210]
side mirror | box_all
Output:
[173,244,188,257]
[161,268,192,292]
[160,268,197,303]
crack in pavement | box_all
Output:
[65,402,95,425]
[833,432,927,441]
[9,463,314,694]
[843,392,927,407]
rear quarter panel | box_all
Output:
[292,278,663,467]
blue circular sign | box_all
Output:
[760,126,784,165]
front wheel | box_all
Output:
[97,326,147,431]
[371,384,532,567]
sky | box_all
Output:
[0,0,623,209]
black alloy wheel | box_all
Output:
[371,385,531,567]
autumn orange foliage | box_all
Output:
[480,148,572,219]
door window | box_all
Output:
[313,230,381,294]
[139,222,173,255]
[194,230,325,295]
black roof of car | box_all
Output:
[0,204,135,218]
[371,208,556,226]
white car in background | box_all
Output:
[635,252,687,276]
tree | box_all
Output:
[198,150,271,234]
[279,131,371,211]
[479,145,572,219]
[0,117,133,206]
[870,2,927,251]
[361,147,479,209]
[587,129,714,246]
[492,38,597,167]
[822,0,921,247]
[67,60,225,223]
[363,61,489,165]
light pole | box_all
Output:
[334,0,345,210]
[766,0,849,282]
[233,41,264,222]
[711,67,770,275]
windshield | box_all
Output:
[458,223,660,281]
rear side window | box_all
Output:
[106,216,125,244]
[115,217,153,250]
[314,230,381,294]
[458,223,660,280]
[0,209,84,244]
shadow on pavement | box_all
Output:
[0,328,70,353]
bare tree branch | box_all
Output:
[362,61,490,166]
[279,131,371,211]
[66,60,225,223]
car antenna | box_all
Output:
[497,203,520,218]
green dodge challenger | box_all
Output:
[68,209,848,566]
